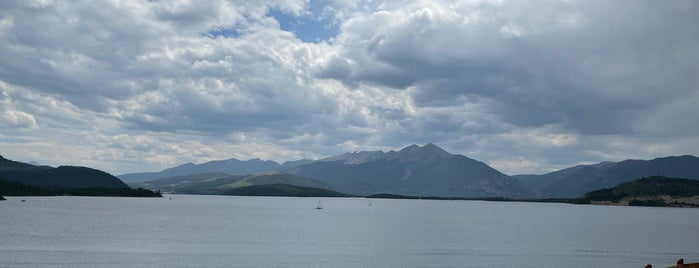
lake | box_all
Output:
[1,195,697,267]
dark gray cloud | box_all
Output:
[321,0,699,136]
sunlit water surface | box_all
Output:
[1,195,698,267]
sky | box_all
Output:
[1,0,698,176]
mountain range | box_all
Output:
[132,144,525,197]
[120,144,699,199]
[3,143,698,199]
[284,144,525,197]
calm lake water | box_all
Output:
[1,195,697,268]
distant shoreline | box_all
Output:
[365,193,699,208]
[0,179,162,198]
[4,191,696,208]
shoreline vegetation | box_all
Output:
[0,179,162,198]
[2,172,697,208]
[366,176,699,208]
[365,194,699,208]
[220,183,351,197]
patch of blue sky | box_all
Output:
[268,0,339,43]
[202,14,257,39]
[204,26,243,39]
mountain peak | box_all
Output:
[392,143,451,162]
[403,144,420,150]
[421,143,450,155]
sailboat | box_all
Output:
[316,199,323,209]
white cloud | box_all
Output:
[0,0,697,175]
[497,127,578,148]
[489,157,543,176]
[1,110,38,129]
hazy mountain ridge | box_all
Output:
[279,159,316,169]
[515,155,699,198]
[119,158,281,182]
[514,162,615,197]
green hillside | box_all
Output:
[130,172,239,193]
[221,183,350,197]
[214,171,333,189]
[134,171,333,195]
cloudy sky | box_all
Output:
[1,0,698,176]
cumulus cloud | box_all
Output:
[1,110,38,129]
[319,0,699,134]
[0,0,697,175]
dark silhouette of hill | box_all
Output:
[0,178,161,197]
[0,155,159,197]
[0,155,128,188]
